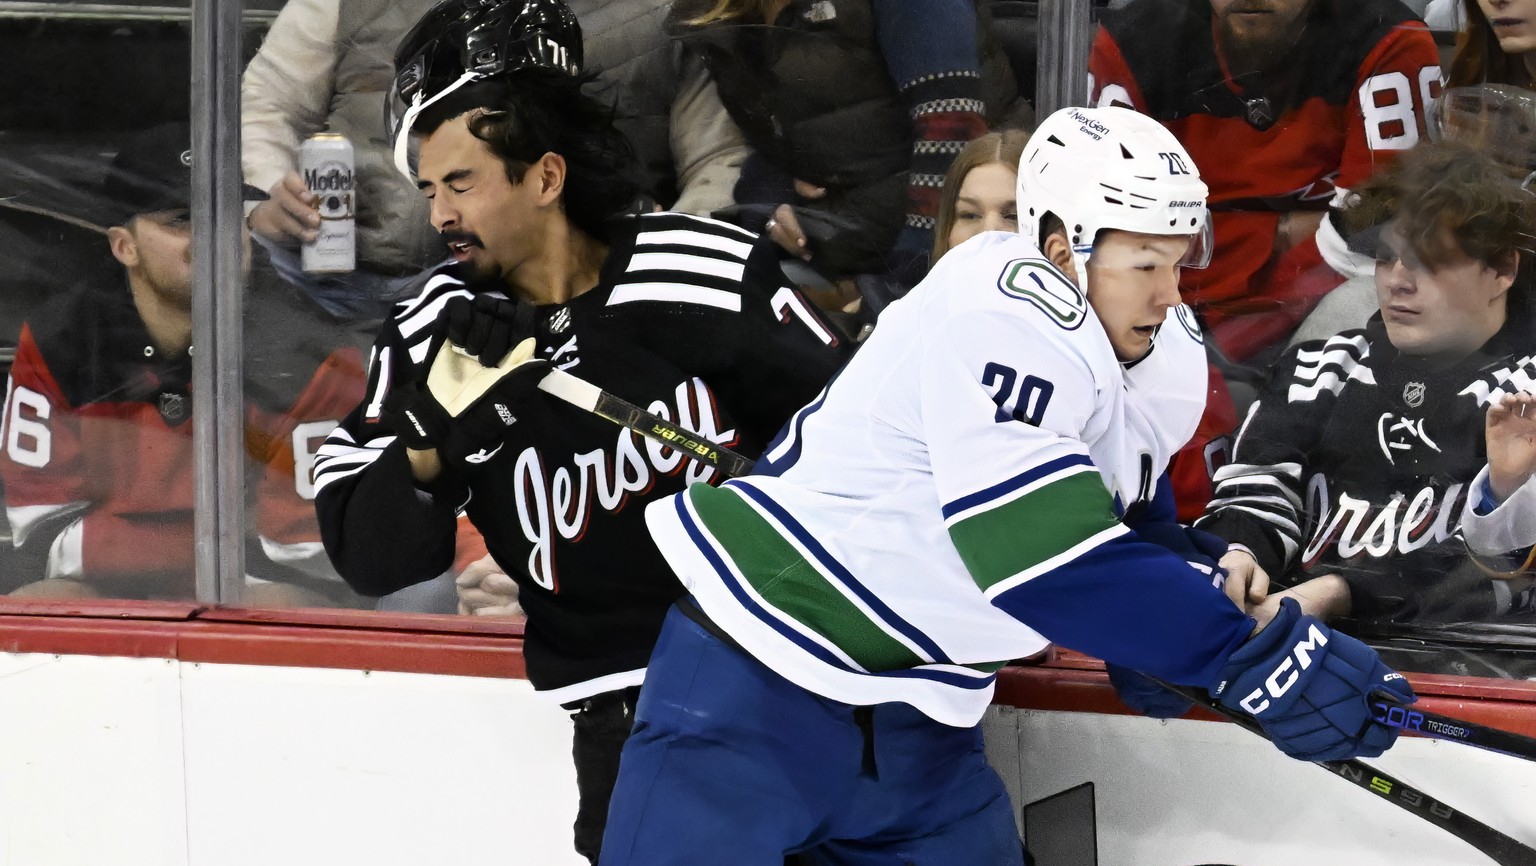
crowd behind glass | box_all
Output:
[1,0,1534,680]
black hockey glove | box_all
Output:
[379,377,517,467]
[443,294,538,367]
[383,336,549,468]
[383,378,454,452]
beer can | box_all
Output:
[300,132,356,273]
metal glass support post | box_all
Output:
[190,0,246,603]
[1035,0,1093,119]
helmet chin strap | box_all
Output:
[1069,244,1093,292]
[392,70,481,181]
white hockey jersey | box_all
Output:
[645,231,1253,727]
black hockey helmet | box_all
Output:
[388,0,583,178]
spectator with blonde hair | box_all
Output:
[931,128,1030,264]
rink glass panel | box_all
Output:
[0,0,364,609]
[0,0,1530,679]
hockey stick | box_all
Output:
[1372,698,1536,763]
[1153,680,1536,866]
[535,367,757,478]
[0,198,109,235]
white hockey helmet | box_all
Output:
[1017,105,1211,287]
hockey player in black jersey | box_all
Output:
[311,2,849,861]
[1198,141,1536,634]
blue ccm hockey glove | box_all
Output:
[1210,598,1416,762]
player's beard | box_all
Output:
[460,256,504,285]
[1216,4,1312,81]
[443,230,501,283]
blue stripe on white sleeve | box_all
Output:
[941,453,1094,519]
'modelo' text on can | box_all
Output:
[300,133,356,274]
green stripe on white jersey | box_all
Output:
[688,482,928,673]
[948,466,1123,593]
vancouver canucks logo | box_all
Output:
[997,259,1087,329]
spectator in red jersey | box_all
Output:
[0,123,368,607]
[1089,0,1442,518]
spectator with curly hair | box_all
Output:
[1197,141,1536,633]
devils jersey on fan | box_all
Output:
[313,212,848,703]
[1197,314,1536,625]
[0,263,366,597]
[1089,0,1441,360]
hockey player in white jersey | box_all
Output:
[599,106,1416,865]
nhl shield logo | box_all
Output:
[158,390,190,425]
[805,0,837,22]
[1403,381,1426,408]
[548,306,572,334]
[1244,96,1276,130]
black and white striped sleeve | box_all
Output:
[608,213,852,450]
[311,270,474,595]
[1195,334,1370,578]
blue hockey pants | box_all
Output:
[599,605,1024,865]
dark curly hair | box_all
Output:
[1344,140,1536,280]
[413,70,644,241]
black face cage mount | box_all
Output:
[388,0,584,180]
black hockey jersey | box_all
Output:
[1196,314,1536,624]
[313,212,849,700]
